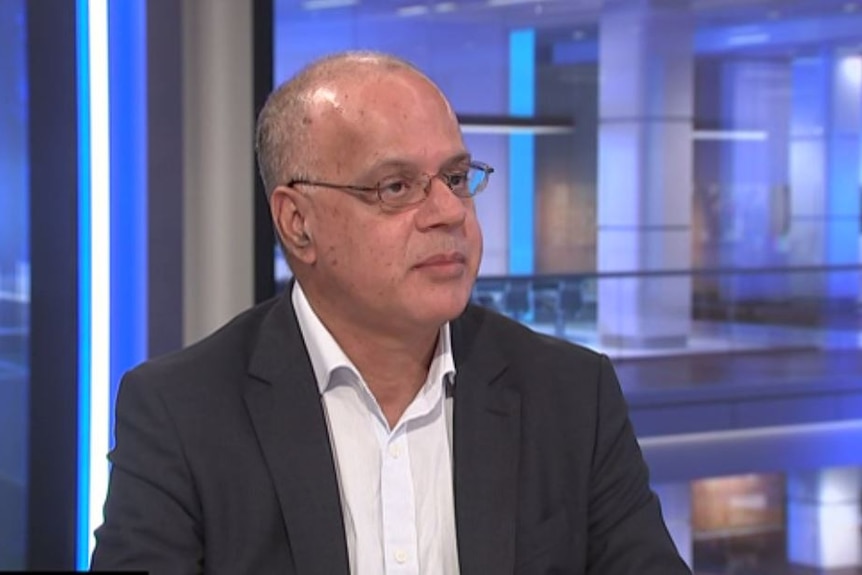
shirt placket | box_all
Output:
[380,424,419,575]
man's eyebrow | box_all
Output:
[442,152,472,166]
[362,152,472,178]
[364,159,414,175]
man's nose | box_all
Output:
[417,175,468,227]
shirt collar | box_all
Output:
[291,281,456,396]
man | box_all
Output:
[91,51,690,574]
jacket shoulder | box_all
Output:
[127,296,283,394]
[460,303,604,366]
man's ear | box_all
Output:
[270,186,316,265]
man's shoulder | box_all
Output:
[127,296,285,394]
[457,304,613,421]
[458,303,604,369]
[459,303,602,358]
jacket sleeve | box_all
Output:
[90,368,204,574]
[585,355,692,575]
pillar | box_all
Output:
[788,50,862,300]
[182,0,255,345]
[787,466,861,569]
[597,0,694,348]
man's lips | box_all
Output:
[414,252,467,268]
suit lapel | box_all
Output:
[243,292,350,575]
[452,308,521,575]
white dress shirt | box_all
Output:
[292,283,460,575]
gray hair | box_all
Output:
[255,50,428,199]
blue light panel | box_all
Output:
[508,28,535,275]
[109,0,148,439]
[75,0,93,567]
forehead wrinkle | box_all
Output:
[361,151,472,175]
[306,71,465,179]
[352,71,450,118]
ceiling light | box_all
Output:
[397,4,429,16]
[461,124,572,135]
[693,130,768,142]
[726,29,769,47]
[487,0,541,8]
[302,0,358,9]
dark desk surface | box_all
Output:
[615,348,862,405]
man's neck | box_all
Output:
[336,325,437,429]
[302,286,441,428]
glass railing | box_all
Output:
[473,264,862,358]
[473,267,862,474]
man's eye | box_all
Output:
[445,172,468,187]
[379,179,412,197]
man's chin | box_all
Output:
[415,294,471,326]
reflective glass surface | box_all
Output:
[0,0,29,569]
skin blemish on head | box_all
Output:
[326,245,338,267]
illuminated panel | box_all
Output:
[508,28,535,275]
[77,0,111,568]
[109,0,148,438]
[75,0,91,565]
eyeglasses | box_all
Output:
[286,161,494,210]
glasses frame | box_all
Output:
[285,160,495,209]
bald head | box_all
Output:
[255,51,454,199]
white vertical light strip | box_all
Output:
[840,55,862,86]
[87,0,111,558]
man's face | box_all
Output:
[296,69,483,336]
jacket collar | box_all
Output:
[244,289,351,575]
[451,306,521,575]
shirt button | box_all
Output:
[394,549,408,564]
[388,443,402,459]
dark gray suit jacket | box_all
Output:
[91,293,691,575]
